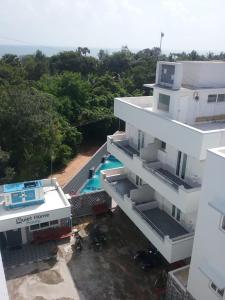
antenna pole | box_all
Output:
[159,32,164,55]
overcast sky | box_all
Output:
[0,0,225,52]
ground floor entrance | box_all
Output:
[5,229,22,249]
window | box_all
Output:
[208,94,217,103]
[172,205,176,217]
[221,216,225,231]
[172,205,181,222]
[30,224,40,231]
[136,175,140,185]
[40,222,49,228]
[160,64,175,85]
[176,209,181,222]
[176,151,182,176]
[161,141,166,151]
[218,288,225,298]
[181,153,187,179]
[50,220,59,226]
[210,281,224,298]
[217,94,225,102]
[158,94,170,112]
[24,181,37,188]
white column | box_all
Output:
[21,227,28,244]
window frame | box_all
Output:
[209,281,225,298]
[157,93,170,112]
[40,222,49,228]
[220,215,225,232]
[30,224,40,231]
[161,141,166,151]
[29,219,59,231]
[207,94,217,103]
[217,94,225,102]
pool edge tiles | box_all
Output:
[80,155,123,194]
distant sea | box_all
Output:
[0,44,132,57]
[0,44,218,58]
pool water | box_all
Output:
[80,155,123,194]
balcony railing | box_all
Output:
[143,161,200,191]
[102,168,195,262]
[108,134,139,158]
[133,202,192,241]
[133,205,165,239]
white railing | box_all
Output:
[103,175,194,262]
[143,161,201,191]
[117,96,153,108]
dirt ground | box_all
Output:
[6,209,166,300]
[50,143,101,187]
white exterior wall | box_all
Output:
[101,168,194,263]
[125,124,204,186]
[0,252,9,300]
[187,148,225,300]
[126,123,155,149]
[155,192,197,232]
[0,206,71,232]
[107,61,225,268]
[153,86,225,125]
[114,98,225,160]
[182,61,225,88]
[185,89,225,124]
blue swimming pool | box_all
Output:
[80,155,123,194]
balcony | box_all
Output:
[107,132,139,164]
[107,133,201,213]
[133,205,188,240]
[114,96,225,160]
[101,168,194,263]
[143,161,200,191]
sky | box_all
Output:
[0,0,225,52]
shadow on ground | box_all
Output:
[66,207,162,300]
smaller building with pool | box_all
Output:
[0,178,71,249]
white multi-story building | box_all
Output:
[186,146,225,300]
[101,60,225,267]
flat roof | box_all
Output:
[193,121,225,131]
[0,180,70,223]
[116,96,225,133]
[3,180,42,193]
[144,83,225,91]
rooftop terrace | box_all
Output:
[0,179,71,231]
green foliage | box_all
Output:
[0,86,81,180]
[1,46,224,182]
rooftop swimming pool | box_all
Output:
[80,155,123,194]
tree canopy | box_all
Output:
[0,47,224,182]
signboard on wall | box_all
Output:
[15,213,50,226]
[0,206,71,232]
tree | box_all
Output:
[21,50,49,80]
[0,86,81,180]
[0,148,15,184]
[1,54,20,67]
[49,51,97,75]
[77,47,90,56]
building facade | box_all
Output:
[101,61,225,271]
[0,178,71,248]
[186,147,225,300]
